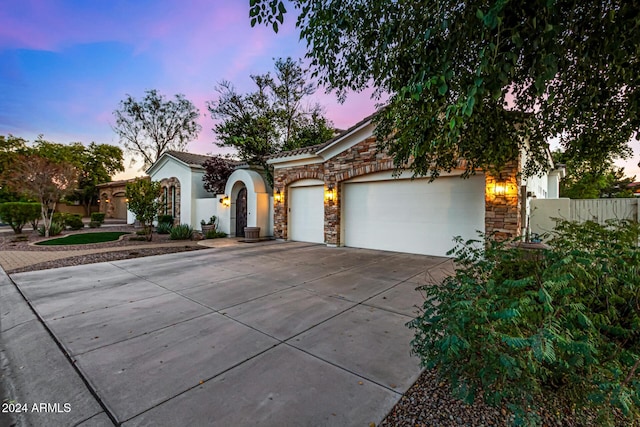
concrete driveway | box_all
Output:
[2,241,453,426]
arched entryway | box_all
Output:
[235,187,247,237]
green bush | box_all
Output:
[156,222,172,234]
[158,215,173,225]
[64,214,84,230]
[38,222,64,237]
[0,202,40,234]
[205,229,227,239]
[408,219,640,426]
[89,221,101,228]
[169,224,193,240]
[52,212,67,226]
[90,212,106,223]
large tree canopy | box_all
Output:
[113,89,201,169]
[250,0,639,178]
[208,57,335,175]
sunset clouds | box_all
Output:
[0,0,376,176]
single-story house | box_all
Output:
[145,151,274,238]
[96,178,140,220]
[267,114,564,257]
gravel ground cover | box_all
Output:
[0,226,205,274]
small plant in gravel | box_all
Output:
[90,212,106,224]
[169,224,193,240]
[205,229,227,239]
[64,214,84,230]
[408,219,640,426]
[156,222,172,234]
[37,222,63,236]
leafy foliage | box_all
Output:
[113,89,201,169]
[205,229,227,239]
[0,135,30,202]
[125,179,163,241]
[156,222,172,234]
[202,156,235,194]
[409,220,640,425]
[64,214,84,230]
[37,222,64,237]
[250,0,639,178]
[169,224,193,240]
[552,150,635,199]
[157,215,173,225]
[90,212,106,224]
[0,202,41,234]
[208,57,334,184]
[3,155,78,237]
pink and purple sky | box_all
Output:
[1,0,638,180]
[0,0,377,179]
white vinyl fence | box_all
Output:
[529,198,639,238]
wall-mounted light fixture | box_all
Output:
[219,195,230,207]
[325,184,336,202]
[125,198,129,203]
[274,189,282,204]
[97,199,101,203]
[105,198,111,203]
[494,181,507,196]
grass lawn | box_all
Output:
[36,232,131,246]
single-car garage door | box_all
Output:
[289,182,324,243]
[343,174,485,256]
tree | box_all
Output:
[208,57,334,180]
[125,179,163,241]
[113,89,201,169]
[250,1,639,178]
[0,135,30,202]
[0,202,41,234]
[4,155,78,237]
[552,150,635,199]
[202,156,235,194]
[30,138,125,216]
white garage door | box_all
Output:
[343,175,485,256]
[289,185,324,243]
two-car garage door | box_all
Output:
[343,174,485,256]
[287,174,485,256]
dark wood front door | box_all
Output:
[235,187,247,237]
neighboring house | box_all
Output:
[145,151,274,237]
[96,178,140,220]
[267,114,564,257]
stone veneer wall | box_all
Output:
[273,137,522,245]
[484,159,522,241]
[159,177,181,225]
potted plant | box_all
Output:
[200,215,217,234]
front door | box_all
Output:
[235,187,247,237]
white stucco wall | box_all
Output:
[194,198,219,231]
[224,169,273,237]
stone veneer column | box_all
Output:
[273,173,287,239]
[485,160,522,240]
[324,180,340,245]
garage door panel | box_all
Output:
[289,186,324,244]
[343,176,485,256]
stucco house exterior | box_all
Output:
[145,151,274,238]
[267,114,564,257]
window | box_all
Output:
[163,187,168,215]
[171,186,176,218]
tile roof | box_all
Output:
[268,111,378,160]
[165,151,215,167]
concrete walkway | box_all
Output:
[1,242,454,426]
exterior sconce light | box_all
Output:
[125,198,129,203]
[274,189,282,204]
[97,199,101,203]
[105,198,111,203]
[494,181,507,196]
[325,184,336,202]
[220,195,230,207]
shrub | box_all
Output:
[158,215,173,225]
[90,212,106,223]
[205,229,227,239]
[89,221,101,228]
[64,214,84,230]
[156,222,172,234]
[0,202,41,234]
[52,212,67,226]
[169,224,193,240]
[38,222,63,236]
[408,219,640,426]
